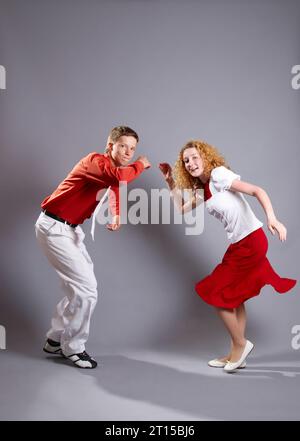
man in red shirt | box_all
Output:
[35,126,151,368]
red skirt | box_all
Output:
[195,227,297,308]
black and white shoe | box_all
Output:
[43,338,63,355]
[66,351,98,369]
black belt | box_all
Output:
[42,210,78,228]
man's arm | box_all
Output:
[105,156,151,231]
[84,153,149,186]
[103,159,145,183]
[106,186,121,231]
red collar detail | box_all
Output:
[203,180,212,201]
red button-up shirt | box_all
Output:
[41,152,145,224]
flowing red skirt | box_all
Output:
[195,227,297,309]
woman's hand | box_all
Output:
[159,163,175,190]
[106,215,121,232]
[267,217,287,242]
[159,162,173,180]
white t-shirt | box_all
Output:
[205,166,263,243]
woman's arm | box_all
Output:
[230,179,287,242]
[159,163,203,214]
[170,184,202,214]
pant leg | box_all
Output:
[47,293,70,343]
[35,212,98,356]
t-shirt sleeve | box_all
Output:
[210,166,240,192]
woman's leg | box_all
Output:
[213,308,236,363]
[215,307,247,362]
[226,304,247,360]
[213,303,247,362]
[236,303,247,336]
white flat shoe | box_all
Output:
[223,340,254,372]
[208,358,246,368]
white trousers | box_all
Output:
[35,212,98,356]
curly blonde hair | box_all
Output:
[173,140,230,190]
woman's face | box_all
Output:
[182,147,204,179]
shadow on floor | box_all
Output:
[49,352,300,420]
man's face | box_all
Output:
[109,135,137,166]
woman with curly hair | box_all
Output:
[159,140,297,372]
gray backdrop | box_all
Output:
[1,0,299,358]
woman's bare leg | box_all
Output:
[236,303,247,335]
[213,303,247,362]
[215,307,247,362]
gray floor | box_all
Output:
[1,344,300,421]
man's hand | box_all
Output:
[137,156,151,169]
[106,215,121,232]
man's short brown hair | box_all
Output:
[105,126,139,152]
